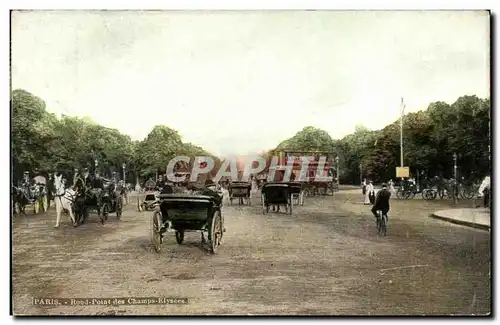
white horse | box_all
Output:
[53,173,77,228]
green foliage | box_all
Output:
[276,126,336,152]
[11,89,217,183]
[272,96,491,184]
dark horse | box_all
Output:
[12,185,30,216]
[73,176,106,226]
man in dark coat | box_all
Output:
[371,183,391,221]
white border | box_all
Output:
[3,1,497,324]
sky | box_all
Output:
[11,10,490,157]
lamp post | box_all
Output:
[453,152,457,204]
[122,163,126,183]
[400,98,406,168]
[335,156,340,186]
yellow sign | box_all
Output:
[396,167,410,178]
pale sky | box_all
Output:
[11,10,490,157]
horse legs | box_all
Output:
[67,204,76,226]
[54,197,61,228]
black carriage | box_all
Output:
[101,181,123,221]
[138,191,159,211]
[284,181,304,206]
[73,175,116,226]
[228,181,252,205]
[150,192,225,254]
[137,179,159,211]
[261,182,295,215]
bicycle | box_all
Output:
[376,210,388,236]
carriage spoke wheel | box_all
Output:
[209,211,222,254]
[175,230,185,245]
[151,211,163,253]
[101,204,109,225]
[287,195,293,215]
[116,201,122,220]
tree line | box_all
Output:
[11,89,220,184]
[273,95,490,184]
[12,89,490,186]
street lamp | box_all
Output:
[122,163,126,183]
[400,98,406,168]
[335,156,340,186]
[453,152,458,204]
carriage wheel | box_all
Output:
[261,193,267,215]
[288,195,293,215]
[82,207,90,225]
[33,200,40,214]
[461,187,474,200]
[175,230,185,244]
[101,203,109,225]
[41,195,48,213]
[209,211,222,254]
[116,200,122,220]
[396,189,403,200]
[151,211,163,253]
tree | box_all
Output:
[11,89,218,184]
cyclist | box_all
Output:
[371,182,391,221]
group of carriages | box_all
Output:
[12,171,50,215]
[12,168,129,227]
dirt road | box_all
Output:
[12,191,490,315]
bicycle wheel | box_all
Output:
[380,214,387,236]
[461,187,475,200]
[376,212,382,235]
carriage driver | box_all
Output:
[22,171,30,187]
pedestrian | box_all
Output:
[478,176,490,208]
[368,181,376,204]
[364,180,373,205]
[362,179,367,196]
[388,179,396,195]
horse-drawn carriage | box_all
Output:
[228,181,252,205]
[12,172,49,215]
[261,182,299,215]
[101,180,123,221]
[150,189,225,254]
[137,179,160,212]
[73,174,123,226]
